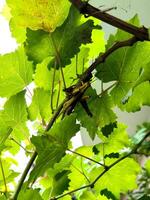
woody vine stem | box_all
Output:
[13,0,150,199]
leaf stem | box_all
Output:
[71,163,90,183]
[67,149,106,167]
[51,61,57,113]
[0,157,7,193]
[10,137,32,154]
[50,34,66,89]
[56,80,61,109]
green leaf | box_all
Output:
[96,15,150,110]
[0,195,7,200]
[63,47,90,87]
[68,158,90,194]
[97,123,130,162]
[7,0,71,33]
[125,82,150,112]
[26,6,102,65]
[76,88,116,139]
[100,188,117,200]
[83,17,105,59]
[1,92,29,154]
[41,155,74,199]
[80,191,108,200]
[34,57,59,90]
[0,157,19,190]
[51,170,70,196]
[18,189,43,200]
[97,41,150,106]
[90,158,140,198]
[0,46,33,97]
[0,92,29,148]
[28,115,80,182]
[3,91,27,126]
[0,113,13,152]
[101,122,117,138]
[28,88,52,121]
[10,18,27,43]
[145,159,150,175]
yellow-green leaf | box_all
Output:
[7,0,71,32]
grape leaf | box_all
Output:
[96,41,150,109]
[0,195,7,200]
[101,122,117,138]
[28,115,80,182]
[100,188,117,200]
[34,57,59,91]
[0,46,33,97]
[125,81,150,112]
[18,189,43,200]
[51,170,70,196]
[28,88,52,121]
[0,113,12,151]
[3,91,27,126]
[0,92,29,146]
[10,18,27,43]
[7,0,71,33]
[97,123,130,163]
[68,158,90,194]
[63,47,90,87]
[26,6,102,66]
[96,15,150,110]
[89,158,140,198]
[76,88,117,139]
[41,155,74,199]
[82,17,105,59]
[0,158,19,190]
[80,191,108,200]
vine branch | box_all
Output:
[12,99,67,200]
[69,0,149,41]
[67,149,106,168]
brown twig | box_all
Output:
[67,149,106,168]
[69,0,149,41]
[12,99,67,200]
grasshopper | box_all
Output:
[62,81,92,117]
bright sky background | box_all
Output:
[0,0,17,54]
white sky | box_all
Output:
[0,0,17,54]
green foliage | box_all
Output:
[18,189,43,200]
[127,159,150,200]
[76,88,117,139]
[7,0,71,32]
[25,6,102,65]
[28,114,80,182]
[0,46,33,97]
[90,158,140,198]
[96,16,150,111]
[0,2,149,200]
[28,88,52,121]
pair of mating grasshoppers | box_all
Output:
[62,77,93,118]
